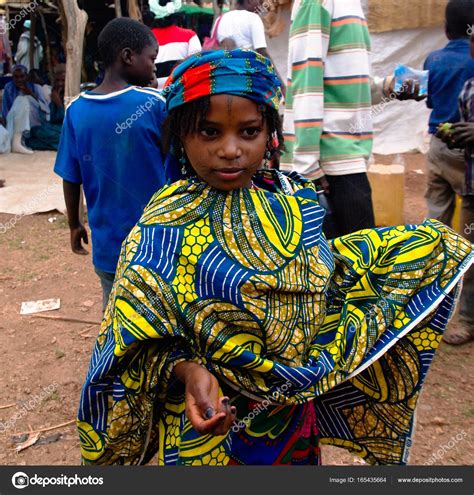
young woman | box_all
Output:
[78,49,473,466]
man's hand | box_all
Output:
[70,223,89,255]
[313,176,330,195]
[174,361,236,436]
[18,83,36,99]
[388,77,426,101]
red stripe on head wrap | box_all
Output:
[182,62,213,104]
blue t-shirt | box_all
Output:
[424,39,474,134]
[54,86,168,273]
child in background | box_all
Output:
[437,30,474,344]
[54,18,169,310]
[423,0,474,226]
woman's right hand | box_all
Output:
[173,361,236,436]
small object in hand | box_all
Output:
[438,122,454,135]
[393,64,428,97]
[204,407,214,419]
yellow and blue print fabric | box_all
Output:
[77,170,473,465]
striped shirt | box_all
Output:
[281,0,373,179]
[152,26,202,90]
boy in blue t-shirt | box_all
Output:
[55,18,168,309]
[423,0,474,227]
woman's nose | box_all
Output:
[218,137,242,160]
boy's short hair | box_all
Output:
[446,0,474,39]
[98,18,157,67]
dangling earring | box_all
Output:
[263,148,272,169]
[179,147,187,176]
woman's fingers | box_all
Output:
[186,396,237,436]
[212,397,237,436]
[187,404,227,435]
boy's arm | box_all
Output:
[63,180,88,255]
[423,56,433,109]
[438,81,474,148]
[53,107,88,254]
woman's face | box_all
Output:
[182,95,268,191]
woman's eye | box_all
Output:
[200,128,219,137]
[242,127,262,137]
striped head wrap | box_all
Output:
[163,49,282,112]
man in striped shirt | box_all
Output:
[281,0,374,237]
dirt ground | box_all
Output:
[0,152,472,466]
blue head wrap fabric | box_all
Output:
[163,49,282,112]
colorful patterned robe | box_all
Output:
[78,170,473,465]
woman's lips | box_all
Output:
[213,168,245,181]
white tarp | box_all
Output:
[0,151,65,215]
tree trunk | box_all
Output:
[127,0,142,20]
[115,0,123,17]
[58,0,88,106]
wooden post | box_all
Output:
[58,0,88,106]
[5,5,11,74]
[115,0,123,17]
[127,0,142,21]
[39,8,54,84]
[28,14,37,70]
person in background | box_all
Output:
[211,0,285,91]
[0,17,12,76]
[423,0,474,230]
[15,19,43,71]
[149,0,201,89]
[26,67,66,151]
[1,64,49,154]
[281,0,374,238]
[54,18,169,310]
[437,29,474,345]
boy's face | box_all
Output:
[126,42,158,87]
